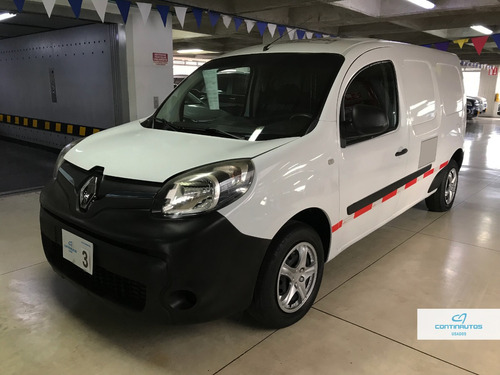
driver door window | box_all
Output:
[340,61,399,147]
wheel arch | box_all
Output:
[288,208,332,262]
[451,148,464,170]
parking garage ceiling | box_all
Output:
[1,0,500,64]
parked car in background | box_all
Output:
[467,95,487,117]
[467,97,480,119]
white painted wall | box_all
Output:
[478,69,499,116]
[125,9,174,121]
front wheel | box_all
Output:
[425,159,459,212]
[247,222,324,328]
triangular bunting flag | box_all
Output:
[116,0,131,24]
[175,6,187,28]
[13,0,24,12]
[68,0,83,18]
[471,35,489,55]
[156,5,170,27]
[453,38,469,49]
[91,0,107,22]
[422,44,432,48]
[268,23,277,38]
[245,19,256,33]
[137,3,152,24]
[286,27,295,40]
[314,33,322,39]
[42,0,56,17]
[434,41,450,52]
[209,11,219,27]
[305,31,313,40]
[222,14,232,28]
[192,7,203,28]
[233,17,243,31]
[296,30,305,40]
[277,25,286,37]
[491,34,500,50]
[256,21,267,36]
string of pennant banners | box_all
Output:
[9,0,500,70]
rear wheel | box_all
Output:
[248,222,324,328]
[425,159,459,212]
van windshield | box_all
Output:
[149,53,344,141]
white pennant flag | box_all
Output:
[91,0,107,22]
[42,0,56,18]
[306,31,313,39]
[286,27,296,40]
[137,3,151,23]
[222,14,232,28]
[268,23,277,38]
[245,19,256,33]
[175,6,187,28]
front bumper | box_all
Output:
[40,162,270,323]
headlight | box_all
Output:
[152,160,254,217]
[53,138,83,178]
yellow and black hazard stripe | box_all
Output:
[0,113,104,137]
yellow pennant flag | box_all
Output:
[453,38,469,49]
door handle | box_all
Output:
[395,148,408,157]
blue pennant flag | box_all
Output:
[277,25,286,37]
[314,33,322,39]
[116,0,131,23]
[68,0,83,18]
[192,7,203,28]
[491,34,500,50]
[422,44,432,48]
[13,0,25,12]
[209,11,219,27]
[234,17,243,31]
[434,41,450,52]
[157,5,170,27]
[257,21,268,36]
[296,30,305,40]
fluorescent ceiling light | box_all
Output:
[177,49,204,54]
[406,0,435,9]
[471,25,493,35]
[0,13,16,21]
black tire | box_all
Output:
[248,221,324,328]
[425,159,459,212]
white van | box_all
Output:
[40,38,465,328]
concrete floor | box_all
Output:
[1,117,500,375]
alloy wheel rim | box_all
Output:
[277,242,318,313]
[444,168,458,205]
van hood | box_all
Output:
[64,121,295,183]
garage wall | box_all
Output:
[0,23,128,148]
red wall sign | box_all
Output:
[153,53,169,66]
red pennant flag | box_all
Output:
[471,36,489,55]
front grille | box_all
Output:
[42,234,147,311]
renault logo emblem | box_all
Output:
[79,176,99,211]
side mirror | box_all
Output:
[352,104,389,136]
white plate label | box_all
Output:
[62,229,93,275]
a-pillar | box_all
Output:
[125,9,174,121]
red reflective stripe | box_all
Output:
[354,204,373,218]
[382,190,397,202]
[440,161,448,169]
[424,169,434,178]
[405,178,417,189]
[331,220,343,233]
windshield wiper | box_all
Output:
[203,128,243,140]
[153,117,180,132]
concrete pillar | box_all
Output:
[125,9,174,121]
[477,68,500,117]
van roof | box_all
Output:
[221,38,454,61]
